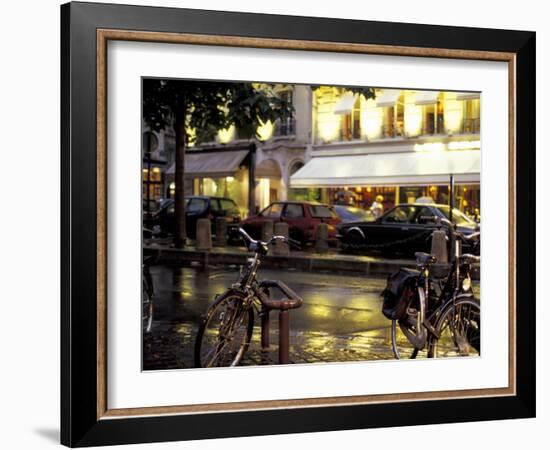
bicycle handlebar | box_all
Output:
[237,227,301,250]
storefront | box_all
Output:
[166,147,254,218]
[289,148,481,219]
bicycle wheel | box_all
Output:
[428,296,480,358]
[142,277,154,333]
[194,290,254,368]
[391,319,420,359]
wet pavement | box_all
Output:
[143,264,479,370]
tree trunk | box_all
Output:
[174,106,187,248]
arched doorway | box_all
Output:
[255,159,282,211]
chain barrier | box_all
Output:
[343,229,434,250]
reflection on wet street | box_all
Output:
[143,265,478,370]
[143,264,393,370]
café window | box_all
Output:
[275,90,296,136]
[463,98,480,134]
[341,96,361,141]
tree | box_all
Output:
[143,80,293,247]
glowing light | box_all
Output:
[187,128,197,147]
[218,125,235,144]
[258,178,270,210]
[226,176,234,182]
[169,182,176,190]
[443,93,464,134]
[315,87,342,142]
[366,187,372,193]
[361,98,383,140]
[256,120,274,141]
[317,117,340,142]
[152,167,160,173]
[404,91,422,137]
[355,187,362,192]
[448,140,481,150]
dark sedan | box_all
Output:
[337,203,479,255]
[145,196,241,239]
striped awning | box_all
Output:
[414,91,440,105]
[166,149,249,177]
[376,89,401,107]
[290,150,480,187]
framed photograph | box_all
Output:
[61,1,535,447]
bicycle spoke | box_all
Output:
[196,294,253,368]
[431,298,480,358]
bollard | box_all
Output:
[272,222,290,256]
[430,229,448,278]
[431,229,448,262]
[261,220,274,244]
[215,217,227,247]
[196,218,212,251]
[315,223,330,253]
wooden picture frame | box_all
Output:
[61,1,535,446]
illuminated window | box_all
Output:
[341,96,361,141]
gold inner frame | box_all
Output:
[96,29,517,420]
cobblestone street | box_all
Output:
[142,265,407,370]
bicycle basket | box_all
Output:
[381,268,419,320]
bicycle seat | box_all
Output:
[415,252,437,266]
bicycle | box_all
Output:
[387,216,481,359]
[194,228,302,368]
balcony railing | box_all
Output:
[381,123,404,138]
[274,118,296,137]
[444,118,480,135]
[461,118,480,134]
[420,116,445,136]
[339,125,362,141]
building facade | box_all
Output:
[143,84,481,220]
[290,87,481,219]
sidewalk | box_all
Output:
[144,241,436,277]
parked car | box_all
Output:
[142,198,160,220]
[337,203,480,255]
[240,201,341,246]
[145,196,241,239]
[333,205,376,223]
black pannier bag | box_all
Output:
[381,268,419,320]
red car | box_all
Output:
[241,201,342,246]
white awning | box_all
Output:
[166,149,249,177]
[414,91,440,105]
[290,150,480,187]
[333,92,357,115]
[376,89,401,107]
[455,91,481,100]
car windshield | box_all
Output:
[187,198,208,213]
[335,206,373,221]
[310,204,338,218]
[437,206,475,226]
[219,199,238,212]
